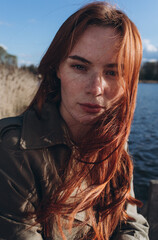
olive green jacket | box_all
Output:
[0,101,149,239]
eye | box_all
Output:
[71,64,87,71]
[105,70,118,77]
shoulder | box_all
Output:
[0,115,23,149]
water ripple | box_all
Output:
[129,83,158,203]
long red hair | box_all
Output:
[32,1,142,239]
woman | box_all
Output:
[0,1,149,240]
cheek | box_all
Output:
[106,82,124,100]
[59,72,71,91]
[60,76,77,100]
[114,85,124,100]
[60,72,85,94]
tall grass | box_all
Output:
[0,65,40,119]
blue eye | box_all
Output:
[71,64,86,71]
[105,70,118,76]
[107,71,115,76]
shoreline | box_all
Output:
[139,80,158,83]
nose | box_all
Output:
[86,72,104,96]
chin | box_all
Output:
[78,116,100,125]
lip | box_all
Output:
[79,103,103,113]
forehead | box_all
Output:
[69,25,120,63]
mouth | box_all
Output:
[79,103,104,113]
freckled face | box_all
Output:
[57,26,123,129]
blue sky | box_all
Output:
[1,0,158,66]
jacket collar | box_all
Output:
[20,101,73,150]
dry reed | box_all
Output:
[0,64,40,119]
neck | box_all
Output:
[67,122,90,143]
[59,103,91,143]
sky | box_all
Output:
[1,0,158,66]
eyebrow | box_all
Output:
[68,55,120,68]
[106,63,118,68]
[68,55,92,64]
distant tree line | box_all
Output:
[140,61,158,81]
[0,46,17,67]
[19,61,158,81]
[20,64,38,75]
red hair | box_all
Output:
[32,1,142,239]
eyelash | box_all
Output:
[71,64,118,77]
[105,70,118,76]
[71,64,87,71]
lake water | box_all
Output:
[129,83,158,203]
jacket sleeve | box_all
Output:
[0,123,43,240]
[111,180,149,240]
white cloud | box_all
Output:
[142,58,158,63]
[148,59,158,63]
[143,39,158,52]
[18,59,33,66]
[19,53,32,58]
[0,44,8,50]
[28,19,37,24]
[0,21,11,26]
